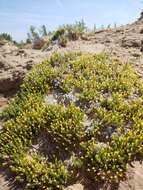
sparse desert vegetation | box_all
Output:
[24,20,87,50]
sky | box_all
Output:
[0,0,142,41]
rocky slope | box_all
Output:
[0,16,143,190]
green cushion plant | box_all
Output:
[1,52,143,189]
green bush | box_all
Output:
[50,19,87,46]
[10,153,68,190]
[1,52,143,188]
[51,28,65,41]
[44,104,84,150]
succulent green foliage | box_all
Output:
[0,94,46,157]
[10,153,68,190]
[45,104,84,150]
[1,52,143,188]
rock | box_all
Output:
[140,28,143,34]
[44,94,57,105]
[0,43,18,54]
[64,184,84,190]
[118,161,143,190]
[0,70,24,93]
[115,28,124,33]
[44,44,53,51]
[81,34,89,41]
[0,96,8,108]
[132,52,141,57]
[56,92,78,106]
[25,60,34,70]
[0,43,48,95]
[0,39,7,46]
[32,38,45,50]
[67,31,79,41]
[121,37,141,48]
[140,40,143,52]
[16,49,27,57]
[0,55,10,70]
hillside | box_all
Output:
[1,17,143,97]
[0,16,143,190]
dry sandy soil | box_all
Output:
[0,17,143,190]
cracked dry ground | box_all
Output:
[0,18,143,190]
